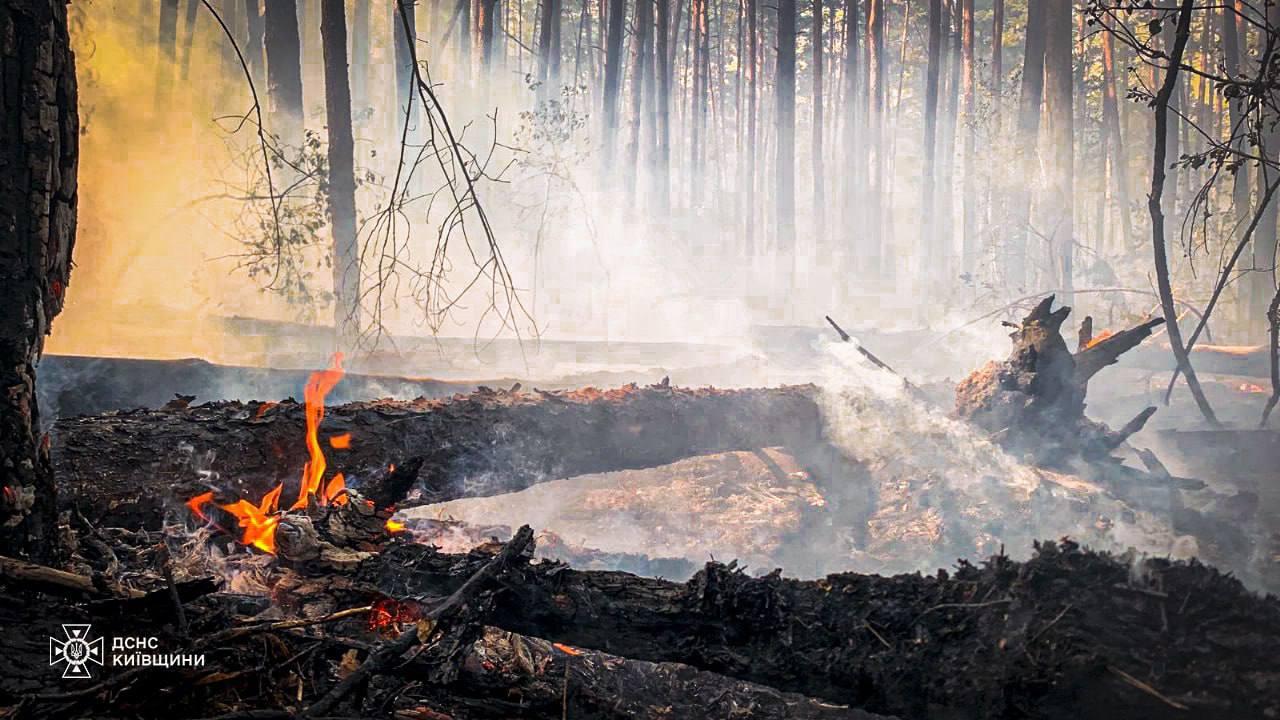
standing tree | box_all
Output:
[320,0,359,347]
[919,0,942,282]
[157,0,180,103]
[0,0,78,561]
[776,0,797,290]
[1099,21,1133,250]
[1042,0,1074,297]
[812,0,824,242]
[264,0,305,137]
[244,0,266,87]
[395,0,420,134]
[602,0,627,173]
[1008,0,1046,287]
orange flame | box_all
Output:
[385,518,406,533]
[1239,382,1268,394]
[187,353,362,554]
[1084,330,1115,350]
[292,353,346,511]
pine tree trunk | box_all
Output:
[1100,24,1133,251]
[938,0,959,273]
[864,0,884,275]
[264,0,305,137]
[180,0,200,80]
[1007,0,1045,288]
[320,0,359,348]
[601,0,627,174]
[1042,0,1073,298]
[0,0,78,561]
[394,0,419,134]
[919,0,942,283]
[959,0,975,273]
[477,0,498,70]
[743,0,756,250]
[843,0,859,272]
[157,0,180,104]
[351,0,370,117]
[244,0,266,87]
[654,0,671,211]
[776,0,797,290]
[1250,2,1280,340]
[812,0,824,244]
[626,0,652,197]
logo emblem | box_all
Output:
[49,624,104,679]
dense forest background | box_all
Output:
[50,0,1280,367]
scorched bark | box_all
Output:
[53,383,822,528]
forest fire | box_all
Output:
[186,353,352,554]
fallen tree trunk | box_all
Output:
[340,538,1279,720]
[53,383,822,529]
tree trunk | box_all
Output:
[654,0,671,211]
[864,0,884,276]
[1150,0,1218,427]
[1042,0,1073,298]
[743,0,756,250]
[1223,3,1249,297]
[351,0,370,117]
[1100,23,1133,251]
[0,0,78,561]
[602,0,627,173]
[264,0,305,137]
[1007,0,1045,288]
[842,0,858,273]
[1252,2,1280,339]
[477,0,498,70]
[53,385,822,529]
[157,0,180,104]
[244,0,266,87]
[179,0,200,80]
[919,0,942,283]
[959,0,975,273]
[776,0,797,290]
[811,0,824,243]
[320,0,359,347]
[394,0,420,135]
[626,0,652,198]
[538,0,564,90]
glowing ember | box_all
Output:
[187,352,358,554]
[385,518,406,533]
[369,597,420,631]
[1238,382,1268,394]
[1084,330,1115,350]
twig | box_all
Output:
[910,599,1012,627]
[303,525,535,717]
[1109,665,1189,711]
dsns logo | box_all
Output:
[49,624,104,679]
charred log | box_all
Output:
[955,296,1161,464]
[54,384,822,529]
[347,538,1279,719]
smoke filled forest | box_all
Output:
[7,0,1280,718]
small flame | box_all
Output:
[369,597,420,631]
[1084,330,1115,350]
[1239,382,1268,394]
[385,518,406,533]
[553,643,584,656]
[292,353,347,511]
[187,353,360,555]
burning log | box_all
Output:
[54,382,821,529]
[955,296,1161,464]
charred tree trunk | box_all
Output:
[1042,0,1073,299]
[1223,3,1250,325]
[54,385,823,529]
[865,0,884,275]
[776,0,797,290]
[537,0,563,90]
[1252,2,1280,339]
[842,0,859,271]
[0,0,78,561]
[1007,0,1045,288]
[320,0,359,347]
[264,0,305,137]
